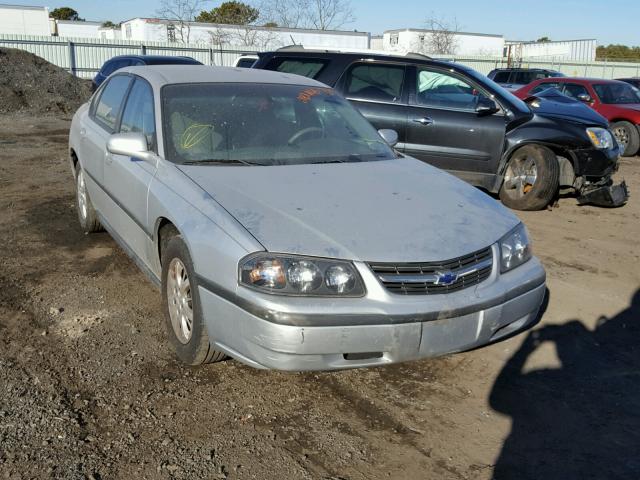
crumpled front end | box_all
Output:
[571,145,629,207]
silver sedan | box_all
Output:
[68,65,546,371]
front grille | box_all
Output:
[368,247,493,295]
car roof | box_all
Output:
[537,77,623,84]
[492,67,557,72]
[117,64,327,88]
[109,54,199,62]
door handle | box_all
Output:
[412,117,433,126]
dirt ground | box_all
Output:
[0,114,639,480]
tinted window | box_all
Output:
[274,58,328,78]
[416,68,489,110]
[236,58,257,68]
[562,83,590,100]
[514,71,546,85]
[93,75,132,131]
[530,82,561,94]
[119,79,156,148]
[593,83,640,104]
[162,83,396,166]
[492,71,511,83]
[345,63,405,102]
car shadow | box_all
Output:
[489,289,640,479]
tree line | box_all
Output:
[596,44,640,62]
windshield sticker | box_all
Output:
[180,124,213,150]
[297,87,336,103]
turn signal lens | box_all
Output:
[246,259,286,289]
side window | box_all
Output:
[530,82,561,94]
[562,83,590,100]
[273,58,328,79]
[492,71,511,83]
[514,71,537,85]
[344,63,405,103]
[415,67,488,110]
[93,75,132,132]
[119,78,156,149]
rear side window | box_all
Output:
[344,63,405,103]
[119,79,156,149]
[514,71,541,85]
[530,82,561,94]
[273,58,328,78]
[93,75,132,131]
[492,71,511,83]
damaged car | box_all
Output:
[253,48,628,209]
[69,65,546,371]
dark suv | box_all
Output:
[91,55,203,91]
[488,68,565,91]
[253,48,627,210]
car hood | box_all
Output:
[530,90,609,126]
[178,158,520,263]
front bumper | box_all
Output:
[578,179,629,207]
[197,253,547,371]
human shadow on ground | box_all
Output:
[490,290,640,480]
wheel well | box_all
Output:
[157,219,180,266]
[70,149,79,170]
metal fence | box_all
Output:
[2,33,640,80]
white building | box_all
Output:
[120,17,370,50]
[505,39,597,62]
[55,20,102,38]
[382,28,505,56]
[0,3,51,35]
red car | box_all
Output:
[514,78,640,157]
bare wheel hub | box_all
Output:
[167,258,193,344]
[504,154,538,198]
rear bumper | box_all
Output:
[198,267,546,371]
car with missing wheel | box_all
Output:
[253,48,627,210]
[69,65,546,371]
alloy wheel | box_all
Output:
[166,258,194,344]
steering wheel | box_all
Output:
[287,127,323,146]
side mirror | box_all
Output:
[577,93,593,103]
[476,97,499,116]
[107,132,154,163]
[378,129,398,147]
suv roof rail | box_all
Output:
[274,45,432,60]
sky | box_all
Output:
[7,0,640,46]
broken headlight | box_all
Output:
[586,127,614,150]
[239,253,365,297]
[499,223,532,273]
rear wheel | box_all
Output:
[499,145,559,211]
[161,235,226,365]
[611,121,640,157]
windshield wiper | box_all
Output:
[181,158,260,166]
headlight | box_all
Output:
[239,253,365,296]
[586,127,614,149]
[499,223,532,273]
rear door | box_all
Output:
[82,74,133,213]
[102,77,158,265]
[403,65,506,175]
[335,62,408,148]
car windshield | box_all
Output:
[593,83,640,104]
[161,83,396,165]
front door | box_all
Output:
[102,77,158,267]
[404,65,506,176]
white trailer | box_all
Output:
[0,4,51,36]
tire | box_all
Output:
[161,235,226,365]
[499,145,559,211]
[611,121,640,157]
[75,167,102,233]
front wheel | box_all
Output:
[161,235,226,365]
[611,121,640,157]
[499,145,559,211]
[76,168,102,233]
